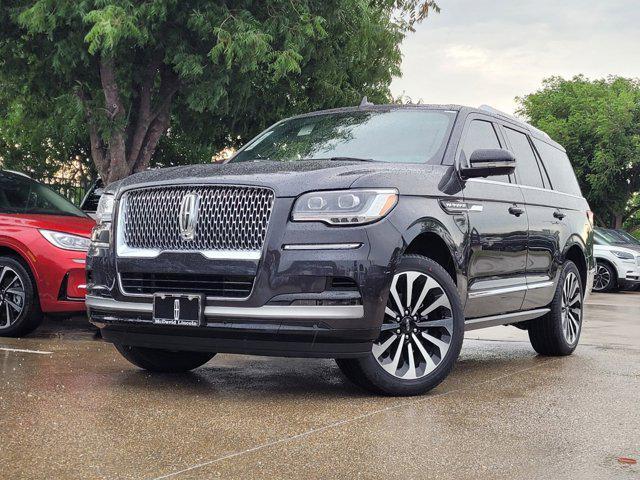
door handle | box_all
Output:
[508,206,524,217]
[553,210,566,220]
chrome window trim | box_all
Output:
[86,295,364,319]
[468,178,585,200]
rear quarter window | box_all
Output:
[533,139,582,196]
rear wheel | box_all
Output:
[528,261,583,356]
[0,256,42,337]
[336,255,464,396]
[592,261,616,292]
[114,344,216,373]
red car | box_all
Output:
[0,170,95,336]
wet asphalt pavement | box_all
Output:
[1,292,639,479]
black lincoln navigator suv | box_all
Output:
[87,104,595,396]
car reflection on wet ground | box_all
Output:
[1,292,639,480]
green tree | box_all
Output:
[517,75,640,228]
[0,0,438,184]
[624,192,640,236]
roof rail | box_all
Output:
[2,169,31,178]
[478,105,550,140]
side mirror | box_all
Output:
[459,148,516,179]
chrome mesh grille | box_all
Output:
[121,185,274,252]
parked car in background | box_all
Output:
[80,179,104,219]
[87,104,594,396]
[592,228,640,292]
[0,170,95,336]
[603,228,640,251]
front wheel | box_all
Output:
[336,255,464,396]
[0,256,42,337]
[114,344,216,373]
[592,261,616,292]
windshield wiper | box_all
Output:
[324,156,376,162]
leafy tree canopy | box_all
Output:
[0,0,438,183]
[517,75,640,228]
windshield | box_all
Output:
[594,229,624,246]
[0,172,87,218]
[607,228,640,245]
[231,109,457,164]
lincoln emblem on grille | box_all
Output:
[173,299,180,321]
[178,193,200,241]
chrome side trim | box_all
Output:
[468,284,526,298]
[465,308,550,331]
[468,281,554,299]
[526,281,554,290]
[86,295,364,319]
[283,243,362,251]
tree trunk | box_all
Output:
[82,55,178,185]
[613,214,623,229]
[99,57,128,184]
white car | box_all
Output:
[593,229,640,292]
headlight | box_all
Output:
[611,250,635,260]
[40,230,91,252]
[90,223,111,247]
[292,189,398,225]
[96,193,115,223]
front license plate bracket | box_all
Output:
[152,293,204,327]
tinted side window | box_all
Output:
[0,173,85,217]
[461,120,510,183]
[533,139,582,196]
[504,128,544,188]
[0,174,30,211]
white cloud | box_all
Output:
[391,0,640,114]
[443,45,490,70]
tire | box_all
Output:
[0,256,42,337]
[528,261,583,356]
[114,344,216,373]
[592,260,617,293]
[336,255,464,396]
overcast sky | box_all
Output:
[390,0,640,115]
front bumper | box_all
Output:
[613,258,640,289]
[87,296,373,357]
[29,235,88,313]
[86,196,407,358]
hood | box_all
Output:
[8,214,95,237]
[595,244,640,256]
[616,244,640,253]
[115,161,463,198]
